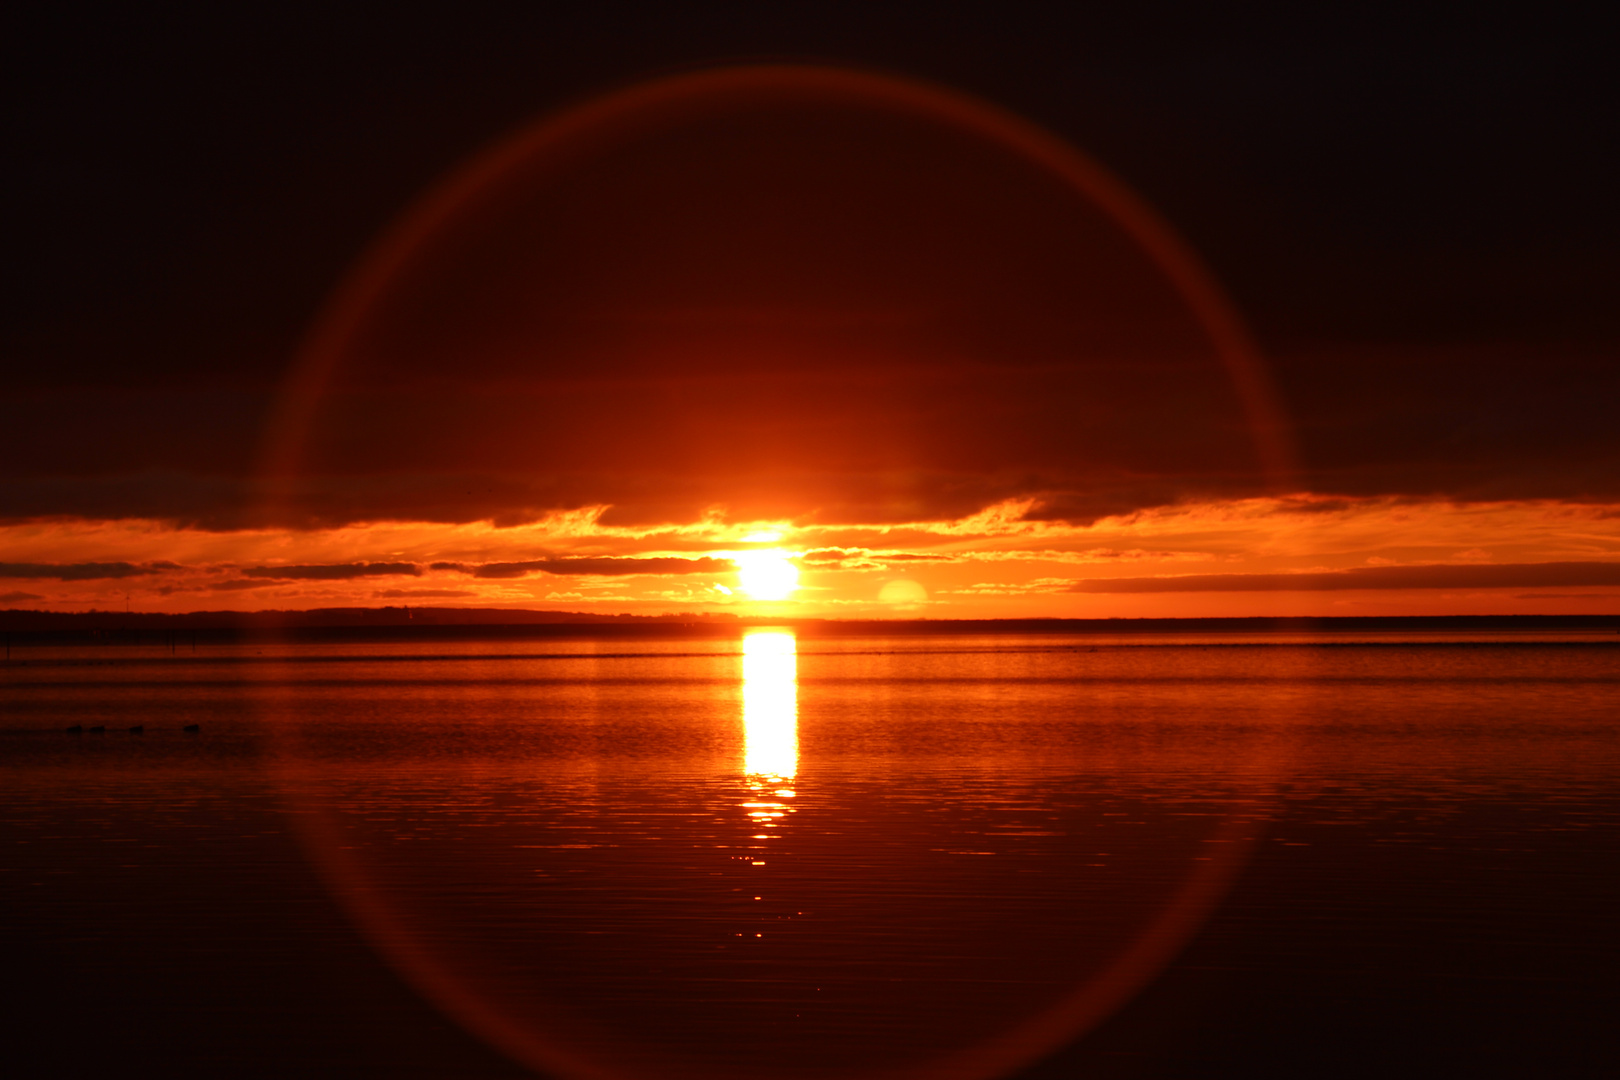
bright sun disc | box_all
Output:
[735,549,799,600]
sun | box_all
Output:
[734,549,800,601]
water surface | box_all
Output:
[4,630,1617,1078]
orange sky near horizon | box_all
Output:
[5,495,1620,618]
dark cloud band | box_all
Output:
[1074,561,1620,593]
[439,557,735,579]
[0,562,158,580]
[240,563,421,580]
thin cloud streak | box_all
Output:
[0,562,162,580]
[436,557,736,579]
[241,563,422,580]
[1073,561,1620,593]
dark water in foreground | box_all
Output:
[4,631,1618,1079]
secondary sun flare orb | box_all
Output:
[735,549,800,601]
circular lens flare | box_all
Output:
[263,61,1301,1080]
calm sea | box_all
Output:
[4,630,1618,1079]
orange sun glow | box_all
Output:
[735,549,800,601]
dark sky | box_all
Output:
[5,2,1618,526]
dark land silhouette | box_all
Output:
[1,607,1617,652]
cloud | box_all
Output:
[796,547,953,570]
[799,548,868,567]
[0,562,160,580]
[445,557,735,579]
[1273,343,1620,506]
[962,547,1217,564]
[1514,593,1616,600]
[0,591,44,604]
[240,563,422,580]
[10,344,1619,532]
[373,588,477,598]
[189,76,1289,533]
[4,71,1618,539]
[1072,561,1620,593]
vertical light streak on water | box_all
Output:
[741,630,798,842]
[742,630,798,782]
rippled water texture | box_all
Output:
[5,630,1618,1079]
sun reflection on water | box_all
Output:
[741,630,798,840]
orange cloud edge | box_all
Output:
[4,495,1619,619]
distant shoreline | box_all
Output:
[1,607,1616,646]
